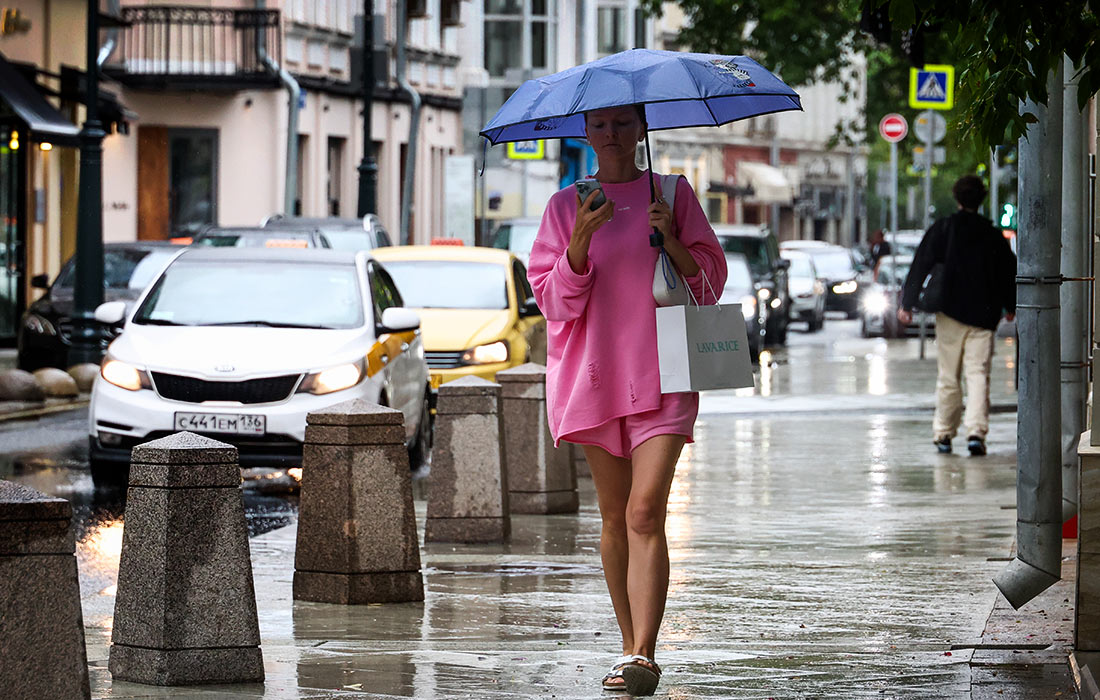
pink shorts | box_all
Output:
[561,392,699,459]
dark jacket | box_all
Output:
[901,210,1016,331]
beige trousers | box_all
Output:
[933,313,994,441]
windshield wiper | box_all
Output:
[135,318,190,326]
[206,320,332,329]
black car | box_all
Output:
[718,253,767,363]
[261,214,393,251]
[781,241,866,318]
[18,242,181,371]
[713,224,791,344]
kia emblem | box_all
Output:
[214,365,235,373]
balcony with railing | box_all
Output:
[103,6,282,90]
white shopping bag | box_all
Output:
[656,302,755,393]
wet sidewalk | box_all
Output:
[68,333,1079,698]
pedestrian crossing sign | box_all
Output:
[909,65,954,110]
[507,140,545,160]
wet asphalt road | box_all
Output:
[2,318,1037,698]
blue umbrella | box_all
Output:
[479,49,802,145]
[479,49,802,245]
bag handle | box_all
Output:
[684,267,720,308]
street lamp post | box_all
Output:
[69,0,106,367]
[356,2,378,218]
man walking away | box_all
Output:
[898,175,1017,456]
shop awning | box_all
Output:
[0,53,80,146]
[734,161,794,205]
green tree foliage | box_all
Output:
[639,0,869,87]
[878,0,1099,147]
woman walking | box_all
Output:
[527,104,727,696]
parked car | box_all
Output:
[781,241,864,318]
[87,247,432,485]
[780,249,827,332]
[262,214,393,251]
[712,224,790,344]
[718,253,767,363]
[18,241,181,371]
[489,217,541,266]
[371,245,547,385]
[860,255,934,337]
[192,226,331,248]
[886,229,925,258]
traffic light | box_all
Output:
[1000,203,1017,229]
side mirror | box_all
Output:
[94,301,127,325]
[378,307,420,333]
[776,258,791,270]
[519,296,541,317]
[30,273,49,290]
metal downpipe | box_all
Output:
[993,66,1064,609]
[256,0,300,215]
[395,0,421,245]
[1060,56,1089,524]
[97,0,121,67]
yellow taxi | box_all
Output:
[371,245,546,385]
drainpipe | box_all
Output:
[395,0,421,245]
[97,0,121,68]
[993,65,1064,610]
[256,0,300,215]
[1061,56,1088,524]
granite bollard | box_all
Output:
[109,432,264,685]
[0,481,90,699]
[426,376,510,542]
[497,363,579,514]
[295,398,424,604]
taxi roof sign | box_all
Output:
[909,65,954,110]
[507,140,545,160]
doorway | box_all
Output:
[0,126,25,342]
[138,127,218,239]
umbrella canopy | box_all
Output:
[480,49,801,145]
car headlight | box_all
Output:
[740,295,757,315]
[101,359,152,391]
[832,280,859,294]
[757,287,772,301]
[769,297,782,309]
[299,361,364,395]
[863,292,890,315]
[23,313,56,336]
[462,341,509,365]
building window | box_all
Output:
[485,20,522,77]
[485,0,555,79]
[327,137,345,217]
[169,130,217,236]
[598,6,626,55]
[634,7,646,48]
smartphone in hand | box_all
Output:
[575,179,607,211]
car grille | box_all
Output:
[425,351,464,369]
[150,372,301,404]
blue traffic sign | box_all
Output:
[909,65,954,110]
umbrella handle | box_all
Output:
[644,127,664,247]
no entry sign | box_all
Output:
[879,114,908,143]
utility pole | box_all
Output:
[356,1,378,218]
[69,0,106,367]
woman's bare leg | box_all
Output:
[582,444,634,653]
[625,434,685,660]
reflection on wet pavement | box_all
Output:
[2,325,1029,697]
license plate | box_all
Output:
[174,412,266,435]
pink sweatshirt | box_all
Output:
[527,170,728,443]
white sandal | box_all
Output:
[601,654,632,691]
[620,654,662,696]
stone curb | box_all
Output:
[0,397,90,423]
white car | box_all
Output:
[88,247,432,485]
